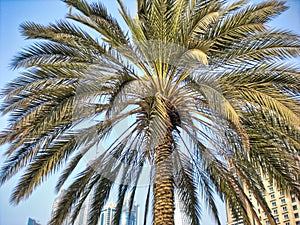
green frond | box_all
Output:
[210,161,266,225]
[20,21,107,58]
[113,184,128,225]
[10,133,77,204]
[105,72,137,117]
[69,177,98,225]
[245,0,287,23]
[190,11,221,39]
[177,130,224,225]
[117,0,148,43]
[11,41,91,70]
[207,1,288,50]
[173,145,201,224]
[225,32,300,63]
[220,62,300,93]
[55,127,103,192]
[143,182,152,225]
[0,140,46,185]
[87,177,113,225]
[239,87,300,128]
[49,165,97,225]
[64,0,127,46]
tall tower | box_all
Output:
[73,194,92,225]
[226,173,300,225]
[99,202,117,225]
[120,196,139,225]
[27,218,41,225]
[51,189,69,225]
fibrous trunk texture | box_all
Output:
[153,131,175,225]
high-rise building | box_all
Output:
[226,173,300,225]
[100,202,117,225]
[51,161,96,225]
[51,189,69,225]
[73,194,92,225]
[27,218,41,225]
[50,193,140,225]
[120,196,139,225]
[51,166,139,225]
[99,199,139,225]
[51,189,92,225]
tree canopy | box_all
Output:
[0,0,299,225]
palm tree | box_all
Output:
[1,0,299,224]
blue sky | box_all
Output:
[0,0,299,225]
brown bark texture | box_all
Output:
[153,131,175,225]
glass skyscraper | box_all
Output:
[27,218,41,225]
[99,199,139,225]
[120,198,139,225]
[51,190,69,225]
[52,189,139,225]
[99,202,117,225]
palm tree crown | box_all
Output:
[1,0,299,225]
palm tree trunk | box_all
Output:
[153,131,175,225]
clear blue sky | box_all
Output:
[0,0,299,225]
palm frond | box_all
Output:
[49,165,97,225]
[173,144,201,224]
[10,132,77,204]
[87,177,113,225]
[20,21,105,54]
[63,0,127,46]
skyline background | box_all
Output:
[0,0,299,225]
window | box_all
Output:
[100,214,104,225]
[270,194,275,199]
[271,202,277,207]
[292,197,296,203]
[275,218,279,223]
[273,209,278,215]
[294,205,298,210]
[266,221,270,225]
[285,223,290,225]
[284,214,289,220]
[283,206,287,212]
[280,191,284,196]
[258,209,260,213]
[296,221,300,225]
[281,199,286,204]
[269,187,274,192]
[295,213,299,218]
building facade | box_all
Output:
[27,218,41,225]
[120,197,139,225]
[100,202,117,225]
[99,199,139,225]
[73,195,91,225]
[52,190,139,225]
[51,189,69,225]
[226,174,300,225]
[51,189,93,225]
